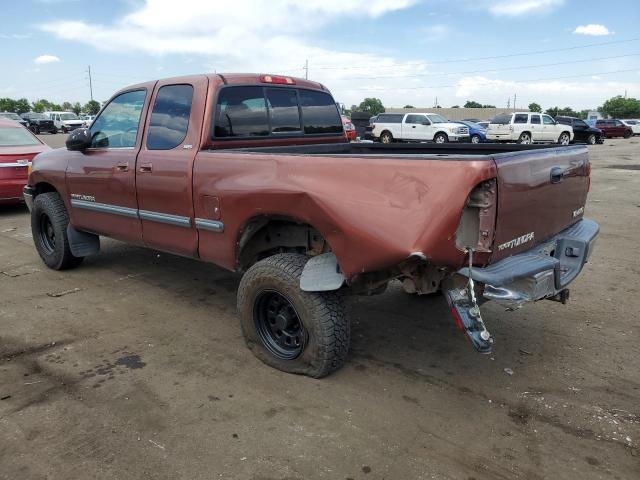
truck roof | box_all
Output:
[113,73,329,97]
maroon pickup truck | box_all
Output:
[24,73,599,377]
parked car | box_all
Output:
[20,112,56,134]
[620,119,640,135]
[463,118,482,123]
[555,116,604,145]
[595,119,633,138]
[363,115,378,141]
[486,112,573,145]
[79,114,96,127]
[341,115,356,141]
[455,120,487,144]
[476,121,490,129]
[0,112,29,128]
[372,112,470,143]
[43,111,85,133]
[0,118,50,204]
[24,73,598,377]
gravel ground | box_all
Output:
[1,135,639,479]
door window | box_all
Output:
[405,114,427,124]
[147,84,194,150]
[530,115,541,124]
[514,114,528,124]
[542,115,555,125]
[90,90,147,148]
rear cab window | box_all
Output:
[212,86,341,138]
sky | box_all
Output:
[1,0,639,110]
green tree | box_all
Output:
[62,101,73,112]
[528,102,542,113]
[545,106,578,117]
[464,100,482,108]
[83,100,101,115]
[481,104,496,108]
[72,102,82,115]
[357,98,385,116]
[599,96,640,118]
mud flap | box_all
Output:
[67,224,100,257]
[443,279,493,354]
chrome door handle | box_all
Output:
[115,162,129,172]
[139,163,153,173]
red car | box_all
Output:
[342,115,356,141]
[0,119,50,204]
[595,119,633,138]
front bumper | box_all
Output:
[459,218,599,308]
[23,185,35,211]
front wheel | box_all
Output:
[587,134,597,145]
[624,130,632,139]
[237,253,349,378]
[558,132,571,145]
[31,192,83,270]
[434,132,448,143]
[471,134,481,144]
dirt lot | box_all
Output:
[1,135,639,479]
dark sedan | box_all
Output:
[555,116,604,145]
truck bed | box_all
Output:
[230,142,570,158]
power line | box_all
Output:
[339,53,640,80]
[310,37,640,70]
[354,68,639,92]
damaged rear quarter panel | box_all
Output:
[192,151,497,278]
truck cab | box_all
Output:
[372,112,470,144]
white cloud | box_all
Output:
[573,24,612,36]
[421,24,450,41]
[488,0,564,16]
[34,54,60,64]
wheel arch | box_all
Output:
[235,214,334,272]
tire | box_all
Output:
[31,192,83,270]
[34,125,40,135]
[518,132,532,144]
[558,132,571,145]
[624,130,632,139]
[434,132,448,144]
[52,126,58,134]
[587,134,596,145]
[380,131,393,144]
[471,134,481,144]
[237,253,349,378]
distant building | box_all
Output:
[385,107,528,121]
[586,110,603,120]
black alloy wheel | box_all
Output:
[254,290,307,360]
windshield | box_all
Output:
[0,113,22,121]
[426,114,448,124]
[461,121,483,130]
[0,127,40,146]
[60,113,79,120]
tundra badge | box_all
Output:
[497,232,535,251]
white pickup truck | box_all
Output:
[372,112,470,143]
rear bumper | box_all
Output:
[458,218,599,308]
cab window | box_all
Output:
[514,114,528,124]
[147,84,194,150]
[405,114,427,124]
[90,90,147,148]
[266,88,301,133]
[530,115,541,125]
[542,115,555,125]
[214,86,269,137]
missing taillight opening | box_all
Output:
[455,179,497,253]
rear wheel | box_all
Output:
[434,132,448,143]
[587,134,596,145]
[31,192,83,270]
[518,132,532,144]
[237,253,349,378]
[471,134,481,144]
[380,131,393,144]
[558,132,571,145]
[624,130,632,139]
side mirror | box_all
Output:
[66,128,92,151]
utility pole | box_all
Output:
[304,59,308,80]
[514,93,517,111]
[507,98,510,109]
[87,65,94,102]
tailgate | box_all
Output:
[491,146,590,262]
